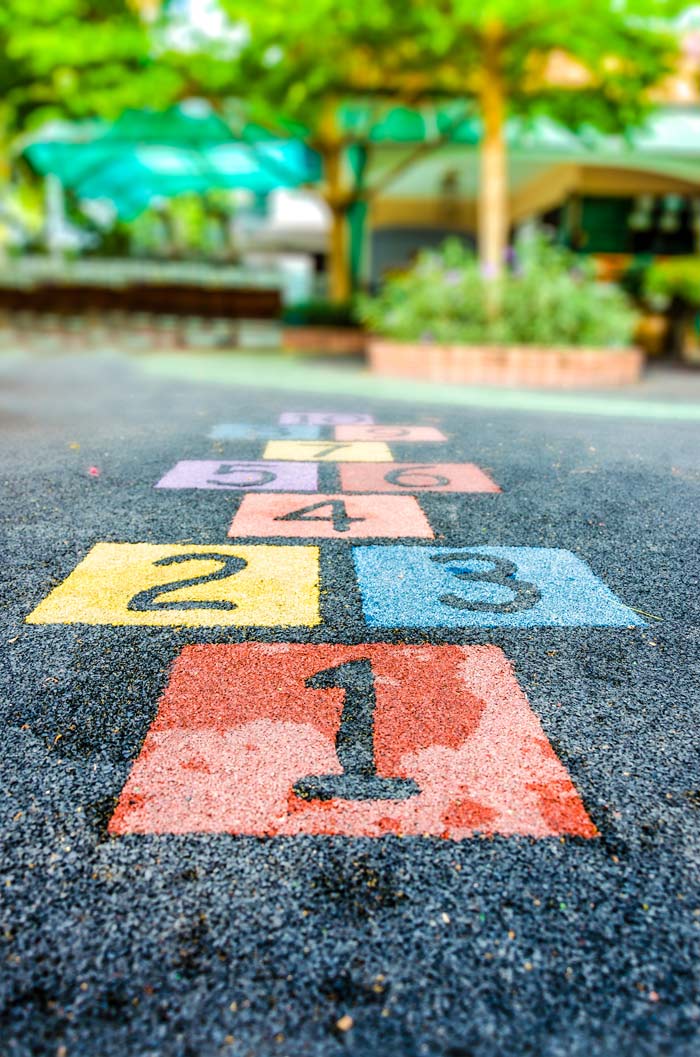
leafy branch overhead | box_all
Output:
[168,1,684,299]
[0,0,182,136]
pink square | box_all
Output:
[227,493,433,539]
[334,425,447,442]
[339,462,501,493]
[280,412,374,426]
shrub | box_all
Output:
[358,234,637,348]
[283,299,358,327]
[644,257,700,309]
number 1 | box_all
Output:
[293,659,420,801]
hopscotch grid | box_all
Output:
[20,407,644,841]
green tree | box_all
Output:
[408,1,685,287]
[0,1,183,252]
[169,0,480,301]
[171,0,684,302]
[0,1,181,163]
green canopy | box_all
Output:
[23,106,321,219]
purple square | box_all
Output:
[155,461,319,491]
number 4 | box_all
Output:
[275,500,365,533]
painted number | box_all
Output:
[431,552,541,613]
[311,444,350,458]
[293,659,420,802]
[366,427,412,438]
[384,465,451,488]
[275,499,365,534]
[128,552,248,612]
[109,643,599,837]
[25,543,320,628]
[207,464,277,488]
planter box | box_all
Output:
[283,325,366,356]
[368,339,643,389]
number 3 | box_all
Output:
[430,552,541,613]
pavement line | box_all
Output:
[138,354,700,421]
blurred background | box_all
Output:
[3,0,700,388]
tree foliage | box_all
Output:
[409,0,684,126]
[0,0,181,137]
[167,1,686,296]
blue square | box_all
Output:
[352,546,646,628]
[209,423,321,441]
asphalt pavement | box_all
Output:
[1,349,699,1057]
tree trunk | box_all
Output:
[478,30,507,286]
[328,202,351,303]
[324,146,351,303]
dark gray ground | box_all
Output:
[1,350,699,1057]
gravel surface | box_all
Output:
[1,350,699,1057]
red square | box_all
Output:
[334,425,447,442]
[109,644,597,839]
[339,462,501,494]
[227,493,434,539]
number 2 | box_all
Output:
[128,552,248,612]
[293,659,420,801]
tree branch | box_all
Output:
[363,106,474,200]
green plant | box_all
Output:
[282,299,359,328]
[620,254,655,302]
[358,235,637,348]
[644,257,700,309]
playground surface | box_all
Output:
[1,349,699,1057]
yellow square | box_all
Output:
[263,440,392,462]
[26,543,320,627]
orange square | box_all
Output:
[109,644,597,839]
[227,493,434,539]
[339,462,501,493]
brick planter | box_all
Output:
[368,338,643,389]
[282,326,366,356]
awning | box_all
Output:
[23,105,321,219]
